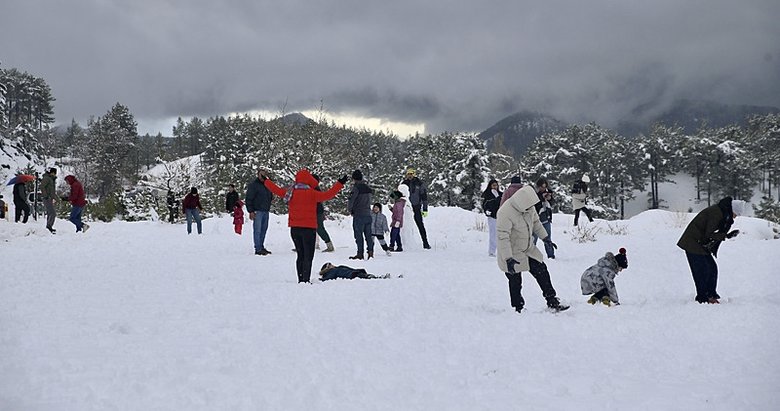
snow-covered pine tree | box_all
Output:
[745,114,780,200]
[637,123,683,209]
[709,125,757,201]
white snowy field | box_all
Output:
[1,207,779,410]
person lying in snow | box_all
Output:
[318,263,390,281]
[580,248,628,306]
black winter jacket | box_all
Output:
[245,178,273,213]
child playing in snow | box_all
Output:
[371,202,392,256]
[581,248,628,306]
[233,199,245,235]
[389,190,405,252]
[318,262,389,281]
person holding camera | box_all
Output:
[533,178,556,259]
[677,197,744,304]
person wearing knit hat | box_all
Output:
[499,176,524,207]
[401,167,431,249]
[677,196,742,304]
[581,248,628,306]
[571,174,594,226]
[348,169,374,259]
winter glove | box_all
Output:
[543,238,558,249]
[337,175,349,184]
[727,229,740,239]
[485,210,491,216]
[506,258,521,274]
[422,211,429,218]
[394,221,401,228]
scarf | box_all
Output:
[284,183,310,203]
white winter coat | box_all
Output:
[495,185,549,273]
[580,252,620,303]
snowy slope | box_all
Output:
[1,207,778,410]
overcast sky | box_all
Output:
[2,0,779,136]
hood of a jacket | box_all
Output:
[508,185,540,212]
[294,169,318,187]
[65,175,76,184]
[598,252,619,271]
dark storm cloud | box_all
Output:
[2,0,779,135]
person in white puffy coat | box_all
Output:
[496,185,568,313]
[580,248,628,306]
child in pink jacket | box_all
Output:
[389,190,405,252]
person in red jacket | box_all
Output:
[233,199,245,235]
[182,187,203,235]
[63,175,89,233]
[264,169,348,283]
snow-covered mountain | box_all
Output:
[1,206,777,409]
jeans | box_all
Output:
[685,252,720,302]
[70,205,84,231]
[252,210,270,251]
[487,217,497,256]
[352,214,374,255]
[390,227,402,250]
[532,221,555,258]
[185,208,202,234]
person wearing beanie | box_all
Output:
[182,186,203,235]
[41,167,58,233]
[677,196,742,304]
[581,248,628,306]
[496,185,569,313]
[571,174,594,226]
[499,175,524,207]
[348,169,374,259]
[401,167,431,249]
[370,202,392,256]
[389,190,406,252]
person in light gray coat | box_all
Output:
[581,248,628,306]
[371,203,392,256]
[496,185,568,313]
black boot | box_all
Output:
[349,254,364,260]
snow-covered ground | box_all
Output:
[1,206,778,410]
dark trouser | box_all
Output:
[412,204,430,246]
[685,252,720,303]
[168,207,176,223]
[316,212,331,243]
[44,198,56,229]
[505,258,558,310]
[15,201,30,223]
[574,207,593,225]
[352,215,374,255]
[532,221,555,258]
[70,205,84,231]
[373,234,389,250]
[592,289,609,299]
[390,227,402,250]
[291,227,316,283]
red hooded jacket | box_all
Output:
[233,199,244,225]
[64,175,87,207]
[264,169,343,229]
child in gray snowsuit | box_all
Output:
[581,248,628,306]
[371,203,392,256]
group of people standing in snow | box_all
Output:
[6,168,89,233]
[482,173,746,313]
[214,167,432,283]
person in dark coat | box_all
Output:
[264,169,347,283]
[677,197,744,304]
[318,262,387,281]
[41,168,58,233]
[182,187,203,235]
[13,180,30,223]
[225,184,239,214]
[0,195,5,219]
[312,174,335,253]
[481,179,502,257]
[246,169,275,255]
[533,178,556,259]
[348,169,374,260]
[401,168,431,249]
[63,175,88,232]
